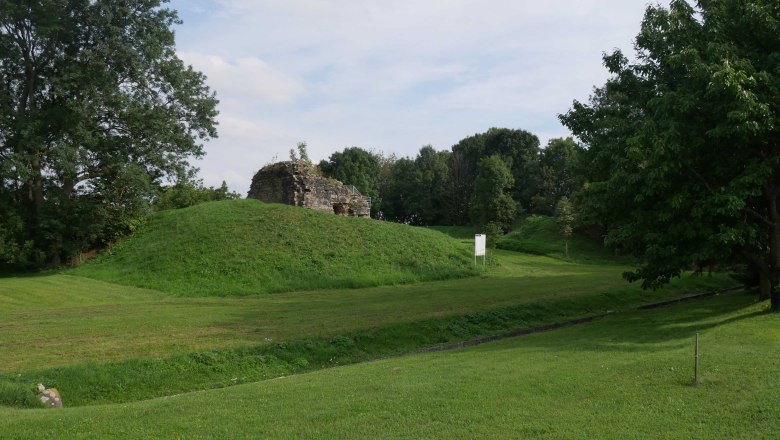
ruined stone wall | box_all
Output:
[247,162,370,217]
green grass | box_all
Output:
[427,225,479,240]
[0,249,733,407]
[70,199,477,296]
[0,207,749,435]
[499,215,627,263]
[1,293,776,439]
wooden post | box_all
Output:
[694,332,699,385]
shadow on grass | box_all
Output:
[0,270,61,279]
[472,292,768,355]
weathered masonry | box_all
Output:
[247,161,371,217]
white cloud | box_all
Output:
[178,51,304,105]
[169,0,654,193]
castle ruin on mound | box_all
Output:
[247,161,371,218]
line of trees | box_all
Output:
[318,130,585,233]
[4,0,778,313]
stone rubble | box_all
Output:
[248,161,371,217]
[37,383,63,409]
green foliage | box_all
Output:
[289,141,312,164]
[379,146,451,225]
[554,196,575,238]
[71,199,476,295]
[536,137,585,214]
[471,155,518,232]
[319,147,382,202]
[449,128,541,219]
[483,222,504,248]
[296,141,311,164]
[0,0,218,270]
[554,196,575,257]
[560,0,780,309]
[154,179,241,211]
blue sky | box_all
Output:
[167,0,652,194]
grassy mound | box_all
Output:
[498,215,625,263]
[72,199,476,296]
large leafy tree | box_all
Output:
[375,146,450,225]
[0,0,218,268]
[560,0,780,310]
[409,146,450,225]
[319,147,382,202]
[449,128,540,218]
[536,137,585,214]
[471,154,517,232]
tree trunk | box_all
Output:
[766,177,780,312]
[758,268,771,301]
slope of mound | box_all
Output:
[498,215,627,263]
[71,199,476,296]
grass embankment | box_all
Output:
[71,199,476,296]
[1,293,776,439]
[499,215,626,263]
[0,250,732,407]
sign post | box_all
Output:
[474,234,486,270]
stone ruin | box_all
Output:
[247,161,371,218]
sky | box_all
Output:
[167,0,653,195]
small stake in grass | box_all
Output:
[694,332,699,385]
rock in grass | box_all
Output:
[36,384,63,409]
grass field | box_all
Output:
[498,215,627,263]
[0,249,731,407]
[71,199,476,296]
[0,206,760,438]
[1,292,775,439]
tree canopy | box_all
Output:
[0,0,218,268]
[471,154,517,232]
[560,0,780,310]
[319,147,382,201]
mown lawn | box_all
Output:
[0,251,730,373]
[1,293,775,439]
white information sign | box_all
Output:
[474,234,487,269]
[475,234,486,257]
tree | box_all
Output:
[0,0,218,268]
[448,128,541,219]
[408,146,450,225]
[319,147,382,203]
[554,196,575,258]
[379,156,419,224]
[537,138,584,214]
[482,128,541,209]
[289,141,311,164]
[471,155,517,232]
[560,0,780,310]
[153,178,240,211]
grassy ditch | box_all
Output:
[0,281,740,408]
[1,292,776,439]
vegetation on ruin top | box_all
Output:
[70,199,477,296]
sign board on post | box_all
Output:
[474,234,486,269]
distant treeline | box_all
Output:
[318,128,584,232]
